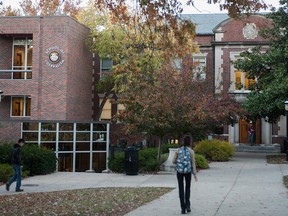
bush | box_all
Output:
[195,154,209,169]
[22,144,57,176]
[108,152,125,173]
[139,148,160,172]
[0,163,13,183]
[161,143,178,154]
[0,142,14,164]
[194,139,234,162]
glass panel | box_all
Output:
[93,142,106,151]
[59,123,74,131]
[58,153,73,172]
[41,123,56,131]
[244,72,255,90]
[25,97,31,116]
[101,58,112,71]
[93,123,107,131]
[59,142,73,151]
[22,122,39,131]
[27,45,33,67]
[76,123,90,131]
[76,132,90,141]
[93,153,106,173]
[235,70,242,90]
[12,97,24,116]
[76,142,90,151]
[75,153,90,172]
[59,132,74,141]
[93,133,106,142]
[22,132,38,141]
[13,45,26,67]
[41,132,56,141]
[42,143,56,151]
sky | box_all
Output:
[2,0,281,14]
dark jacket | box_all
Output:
[11,143,22,165]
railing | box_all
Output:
[0,70,32,80]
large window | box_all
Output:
[235,70,256,90]
[100,99,112,120]
[13,37,33,79]
[193,54,207,81]
[100,58,113,77]
[11,96,31,117]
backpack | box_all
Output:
[176,146,192,173]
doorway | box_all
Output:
[239,119,261,144]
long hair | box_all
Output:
[183,136,191,147]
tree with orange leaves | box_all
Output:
[0,0,82,18]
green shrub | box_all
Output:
[194,139,234,162]
[0,163,13,183]
[22,144,57,176]
[108,152,125,173]
[0,142,14,164]
[139,148,160,172]
[161,143,178,154]
[195,154,209,169]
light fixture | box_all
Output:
[285,100,288,112]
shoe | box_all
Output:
[16,188,24,192]
[187,208,191,212]
[5,183,9,191]
[181,209,186,214]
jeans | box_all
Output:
[249,134,254,145]
[7,164,22,191]
[177,172,192,211]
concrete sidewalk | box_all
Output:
[1,152,288,216]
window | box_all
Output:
[13,37,33,79]
[193,54,207,81]
[235,70,255,90]
[100,58,113,77]
[11,96,31,117]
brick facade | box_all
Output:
[0,16,93,141]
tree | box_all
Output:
[234,0,288,123]
[0,0,82,18]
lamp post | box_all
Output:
[285,100,288,161]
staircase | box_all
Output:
[234,143,281,153]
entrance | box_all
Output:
[239,119,261,144]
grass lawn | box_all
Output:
[266,154,288,189]
[0,187,173,216]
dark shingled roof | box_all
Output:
[180,14,230,34]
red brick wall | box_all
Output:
[219,15,272,42]
[0,121,21,142]
[0,16,92,122]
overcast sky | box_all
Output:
[2,0,281,14]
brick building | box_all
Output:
[0,14,286,172]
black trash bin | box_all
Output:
[124,146,139,175]
[283,140,288,153]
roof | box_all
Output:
[180,14,230,34]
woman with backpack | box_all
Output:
[173,135,198,214]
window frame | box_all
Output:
[10,96,31,117]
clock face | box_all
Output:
[243,23,258,39]
[49,51,61,63]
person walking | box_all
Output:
[173,136,198,214]
[6,138,25,192]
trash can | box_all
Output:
[283,140,288,153]
[124,146,139,175]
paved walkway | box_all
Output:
[1,152,288,216]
